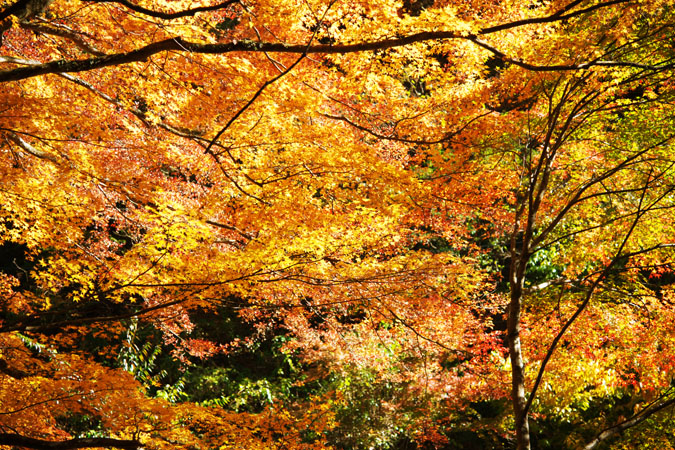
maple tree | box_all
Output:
[1,0,675,449]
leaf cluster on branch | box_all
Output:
[1,0,675,449]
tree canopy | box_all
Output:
[1,0,675,449]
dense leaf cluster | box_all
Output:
[1,0,675,449]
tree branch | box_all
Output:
[92,0,239,20]
[0,433,141,450]
[0,0,30,21]
[469,36,674,73]
[2,21,673,83]
[522,169,660,420]
[19,21,104,56]
[480,0,630,35]
[584,395,675,449]
[323,113,459,144]
[6,131,59,162]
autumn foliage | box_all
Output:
[1,0,675,449]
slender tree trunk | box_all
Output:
[508,254,531,450]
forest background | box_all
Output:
[1,0,675,449]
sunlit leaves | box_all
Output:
[1,0,675,448]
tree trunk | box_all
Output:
[508,255,531,450]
